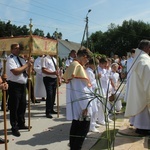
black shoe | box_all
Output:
[46,113,53,119]
[0,138,9,144]
[32,100,40,103]
[12,129,20,137]
[19,125,32,130]
[135,129,150,136]
[41,97,46,101]
[50,110,57,114]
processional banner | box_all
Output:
[0,35,57,55]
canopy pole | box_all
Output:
[2,58,8,150]
[28,18,33,131]
[56,43,60,118]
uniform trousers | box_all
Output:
[43,77,57,114]
[8,81,26,130]
[70,119,90,150]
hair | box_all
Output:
[99,57,108,64]
[88,58,99,65]
[111,62,119,68]
[70,50,76,54]
[138,39,150,50]
[131,48,135,54]
[11,43,19,50]
[77,49,91,59]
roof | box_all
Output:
[58,39,85,51]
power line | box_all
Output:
[0,2,82,27]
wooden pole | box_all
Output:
[2,58,8,150]
[28,19,33,131]
[56,43,60,118]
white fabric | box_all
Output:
[124,57,134,102]
[125,48,150,118]
[41,55,57,78]
[6,54,27,84]
[86,67,99,130]
[97,66,112,97]
[34,56,46,98]
[120,59,127,67]
[110,71,122,111]
[66,78,91,121]
[86,68,98,113]
[65,57,74,67]
[129,106,150,129]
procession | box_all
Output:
[0,35,150,150]
[0,1,150,149]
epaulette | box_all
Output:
[10,55,14,58]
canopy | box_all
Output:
[0,35,58,55]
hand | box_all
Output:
[0,82,8,90]
[82,109,88,117]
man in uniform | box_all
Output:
[6,43,32,137]
[42,55,61,119]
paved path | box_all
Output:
[0,83,149,150]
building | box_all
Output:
[58,39,85,59]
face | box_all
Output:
[112,65,118,72]
[71,52,77,58]
[81,55,89,66]
[143,45,150,55]
[11,44,20,56]
[99,62,107,69]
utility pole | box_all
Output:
[81,9,91,49]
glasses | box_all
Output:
[14,47,20,50]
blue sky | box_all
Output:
[0,0,150,43]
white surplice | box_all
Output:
[125,48,150,129]
[66,78,92,120]
[34,56,46,98]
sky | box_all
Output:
[0,0,150,43]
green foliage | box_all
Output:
[0,20,62,38]
[33,28,44,37]
[88,19,150,56]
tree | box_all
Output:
[33,28,44,37]
[88,19,150,56]
[52,31,62,39]
[46,32,51,38]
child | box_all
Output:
[97,57,113,125]
[109,63,123,112]
[86,58,100,132]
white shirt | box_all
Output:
[34,56,43,77]
[41,55,57,78]
[110,71,119,94]
[6,54,27,84]
[65,57,74,67]
[97,66,112,97]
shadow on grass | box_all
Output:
[90,129,118,150]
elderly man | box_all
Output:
[125,39,150,135]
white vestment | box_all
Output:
[124,57,134,102]
[66,78,91,120]
[125,48,150,129]
[63,60,92,121]
[110,71,122,111]
[34,56,46,98]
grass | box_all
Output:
[90,129,118,150]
